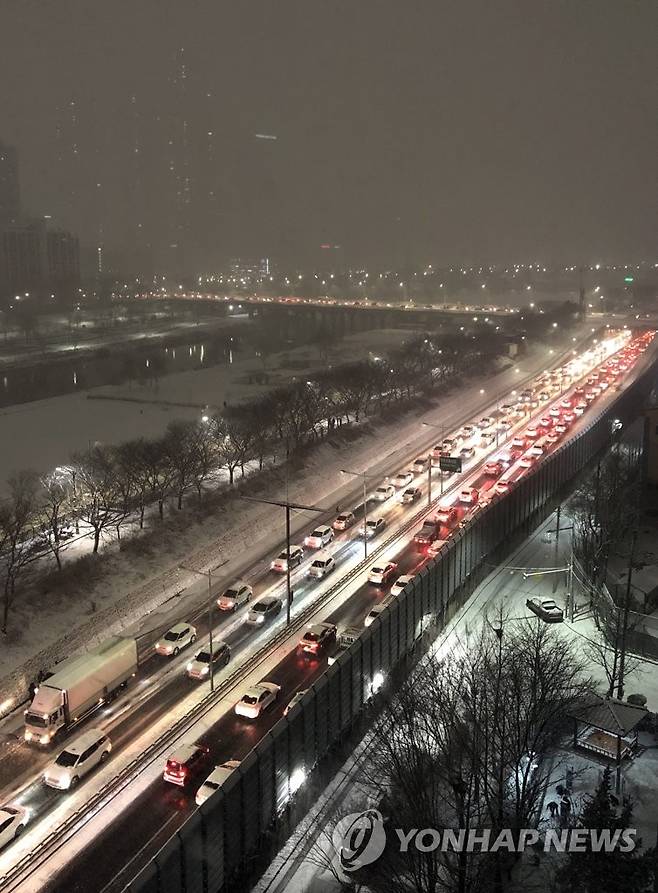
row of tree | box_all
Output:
[0,330,505,633]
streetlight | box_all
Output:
[178,560,228,692]
[422,421,450,501]
[341,469,379,557]
[241,495,326,625]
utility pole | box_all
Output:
[553,505,561,593]
[341,469,378,559]
[241,495,327,626]
[178,560,228,692]
[616,528,638,700]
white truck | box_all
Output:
[24,637,138,745]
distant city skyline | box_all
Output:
[1,2,656,275]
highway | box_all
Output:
[0,329,653,892]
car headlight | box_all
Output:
[25,730,33,741]
[186,662,193,671]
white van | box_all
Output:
[43,728,111,790]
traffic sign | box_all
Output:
[439,455,462,474]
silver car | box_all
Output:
[43,728,111,790]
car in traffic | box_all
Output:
[43,728,111,790]
[270,545,304,572]
[304,525,334,549]
[393,471,414,488]
[525,427,539,440]
[511,436,526,450]
[459,445,475,460]
[368,562,398,586]
[186,643,231,680]
[563,411,575,423]
[484,461,503,476]
[554,423,567,435]
[163,742,211,787]
[373,484,395,502]
[478,416,495,430]
[549,407,561,419]
[400,486,422,505]
[459,487,479,504]
[390,574,415,596]
[307,552,336,580]
[246,596,283,625]
[235,682,281,719]
[427,537,446,556]
[519,453,536,468]
[364,599,394,628]
[0,806,27,851]
[333,511,355,531]
[298,621,337,656]
[435,505,458,526]
[284,690,308,716]
[493,479,511,495]
[539,416,552,428]
[526,598,564,623]
[460,424,476,439]
[195,761,241,806]
[156,623,197,657]
[365,517,386,538]
[412,457,429,474]
[217,582,252,612]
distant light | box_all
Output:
[254,133,277,140]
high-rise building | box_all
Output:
[0,217,79,303]
[0,141,20,224]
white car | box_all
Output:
[364,603,388,627]
[390,574,414,596]
[526,598,564,623]
[270,545,304,572]
[304,525,334,549]
[333,511,355,531]
[284,690,308,716]
[308,552,336,580]
[427,537,446,556]
[217,582,252,612]
[368,561,398,586]
[478,416,495,430]
[459,445,475,460]
[195,761,241,806]
[393,471,414,488]
[0,805,27,850]
[460,424,476,439]
[459,488,479,504]
[246,596,283,625]
[497,419,512,432]
[156,623,197,656]
[373,484,395,502]
[549,407,561,418]
[412,457,429,473]
[43,728,111,790]
[235,682,281,719]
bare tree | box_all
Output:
[0,472,39,632]
[34,471,72,570]
[72,447,127,553]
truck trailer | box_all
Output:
[24,636,138,744]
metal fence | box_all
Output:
[127,362,656,893]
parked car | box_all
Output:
[246,596,283,625]
[43,728,111,790]
[393,471,414,488]
[333,511,356,531]
[304,525,334,549]
[163,742,211,787]
[235,682,281,719]
[195,761,241,806]
[217,582,252,612]
[156,623,197,657]
[368,562,398,586]
[298,622,337,656]
[0,806,27,851]
[308,552,336,580]
[270,545,303,572]
[400,486,422,505]
[186,643,231,680]
[526,598,564,623]
[373,484,395,502]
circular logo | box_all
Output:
[333,809,387,873]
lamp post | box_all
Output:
[341,469,378,558]
[241,495,326,626]
[178,561,227,692]
[422,421,449,501]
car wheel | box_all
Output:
[14,824,24,839]
[100,750,109,763]
[190,635,197,645]
[173,647,180,657]
[70,776,80,788]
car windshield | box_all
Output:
[305,632,319,641]
[277,551,288,560]
[224,589,238,599]
[242,694,258,705]
[367,521,376,528]
[252,603,267,613]
[311,529,323,537]
[55,750,79,767]
[196,651,211,664]
[371,567,384,574]
[311,561,324,568]
[203,781,220,791]
[26,713,48,728]
[164,631,179,641]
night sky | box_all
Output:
[1,1,656,271]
